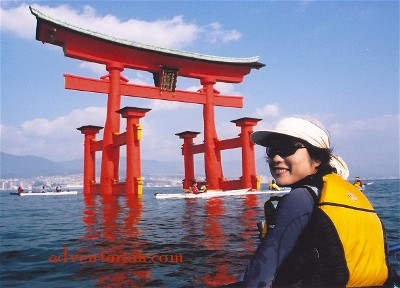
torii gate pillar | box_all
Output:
[77,125,103,195]
[118,107,151,195]
[101,62,125,195]
[201,78,223,190]
[176,131,201,189]
[231,117,261,189]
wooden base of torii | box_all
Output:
[31,7,265,196]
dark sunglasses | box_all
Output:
[266,143,306,158]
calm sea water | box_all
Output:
[1,179,399,288]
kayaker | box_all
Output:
[190,179,201,194]
[17,186,24,194]
[239,116,393,287]
[268,179,280,191]
[353,176,364,188]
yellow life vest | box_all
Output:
[320,173,388,287]
[269,183,280,191]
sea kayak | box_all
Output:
[10,191,78,196]
[155,188,289,199]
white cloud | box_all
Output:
[78,62,153,86]
[254,103,281,118]
[148,100,188,112]
[1,3,241,49]
[328,114,399,178]
[216,121,240,140]
[1,106,184,161]
[21,107,107,138]
[328,114,399,139]
[206,22,242,43]
[128,72,153,86]
[183,82,240,95]
[139,119,182,160]
[215,82,241,95]
[185,85,202,92]
[0,124,26,155]
[1,107,107,160]
[0,3,36,39]
[79,62,107,75]
[33,3,199,48]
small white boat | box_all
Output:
[155,188,289,199]
[10,191,78,196]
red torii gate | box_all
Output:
[30,7,264,195]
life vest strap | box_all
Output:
[319,201,375,213]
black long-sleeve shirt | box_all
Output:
[243,187,316,287]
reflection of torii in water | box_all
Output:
[30,7,264,195]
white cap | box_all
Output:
[251,117,330,149]
[251,116,350,179]
[330,154,350,180]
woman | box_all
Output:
[242,116,391,287]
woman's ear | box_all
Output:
[312,159,322,171]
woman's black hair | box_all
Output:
[306,144,331,165]
[305,144,336,177]
[289,144,335,190]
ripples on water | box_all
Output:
[0,179,399,287]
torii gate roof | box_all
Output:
[30,7,264,83]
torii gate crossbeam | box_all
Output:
[64,74,244,108]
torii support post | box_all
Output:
[231,117,262,190]
[201,79,224,190]
[77,125,103,195]
[118,107,151,195]
[100,62,126,195]
[176,131,201,190]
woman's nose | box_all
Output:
[268,154,284,164]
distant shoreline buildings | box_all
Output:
[0,174,276,191]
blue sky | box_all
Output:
[1,1,399,179]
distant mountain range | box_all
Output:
[1,152,76,178]
[0,152,183,178]
[1,152,265,179]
